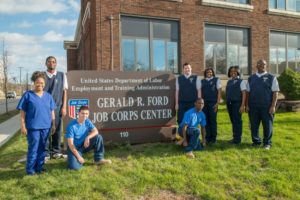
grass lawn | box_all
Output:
[0,105,299,200]
[0,109,19,124]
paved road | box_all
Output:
[0,98,20,114]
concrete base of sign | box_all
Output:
[100,126,177,144]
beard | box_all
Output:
[47,66,56,71]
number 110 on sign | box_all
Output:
[120,131,129,138]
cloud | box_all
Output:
[0,0,67,14]
[12,21,33,29]
[43,18,77,28]
[0,32,68,77]
[67,0,80,12]
[42,30,73,42]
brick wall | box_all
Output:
[66,0,300,77]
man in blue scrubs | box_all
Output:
[246,59,280,150]
[65,106,111,170]
[178,98,206,158]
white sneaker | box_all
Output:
[264,145,271,150]
[52,153,67,159]
[44,155,51,163]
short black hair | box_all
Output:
[204,68,215,78]
[79,105,89,112]
[195,97,204,103]
[31,71,46,82]
[45,56,57,64]
[227,66,240,78]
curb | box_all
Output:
[0,114,20,148]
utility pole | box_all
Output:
[26,70,29,91]
[18,67,23,95]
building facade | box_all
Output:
[64,0,300,77]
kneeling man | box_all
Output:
[179,98,206,158]
[66,106,111,170]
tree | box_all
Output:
[0,39,9,114]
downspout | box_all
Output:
[108,15,114,71]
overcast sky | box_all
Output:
[0,0,80,83]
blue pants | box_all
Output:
[67,134,104,170]
[248,106,274,145]
[184,128,202,152]
[46,108,62,155]
[203,101,218,143]
[26,129,50,175]
[227,101,242,143]
[177,101,195,125]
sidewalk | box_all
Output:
[0,114,20,148]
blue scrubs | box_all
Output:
[17,91,56,175]
[65,119,105,170]
[179,108,206,152]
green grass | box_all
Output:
[0,105,299,200]
[0,109,19,124]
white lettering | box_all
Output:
[147,96,169,106]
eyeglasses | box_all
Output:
[257,63,266,66]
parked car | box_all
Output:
[6,91,17,99]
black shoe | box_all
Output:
[251,143,261,147]
[37,168,48,174]
[229,140,240,144]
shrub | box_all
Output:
[277,68,300,100]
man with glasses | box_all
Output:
[246,59,280,150]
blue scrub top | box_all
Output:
[17,90,56,129]
[180,108,206,128]
[65,119,95,147]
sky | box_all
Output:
[0,0,80,83]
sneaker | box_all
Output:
[52,153,67,159]
[186,151,195,158]
[263,145,271,150]
[44,155,50,163]
[95,159,112,165]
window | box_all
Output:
[269,0,300,12]
[205,25,250,75]
[216,0,249,4]
[121,16,179,73]
[202,0,253,12]
[270,31,300,74]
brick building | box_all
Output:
[64,0,300,78]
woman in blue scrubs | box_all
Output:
[17,71,56,175]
